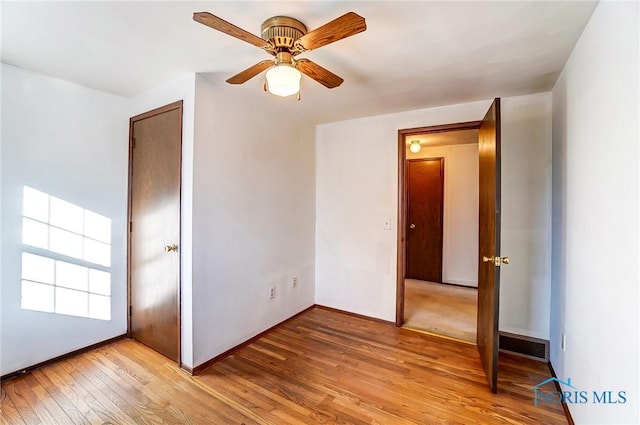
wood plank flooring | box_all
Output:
[1,307,566,424]
[404,279,477,342]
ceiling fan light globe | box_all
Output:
[266,65,301,97]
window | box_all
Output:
[21,186,112,320]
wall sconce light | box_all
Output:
[409,140,422,153]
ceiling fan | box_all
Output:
[193,11,367,99]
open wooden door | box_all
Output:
[477,98,503,393]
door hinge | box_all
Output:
[131,137,136,149]
[129,221,132,232]
[129,305,132,316]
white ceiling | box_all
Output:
[1,1,596,124]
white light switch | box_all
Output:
[384,218,391,230]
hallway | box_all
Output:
[404,279,477,342]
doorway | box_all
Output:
[396,98,504,393]
[128,101,183,363]
[400,125,480,343]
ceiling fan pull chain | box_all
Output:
[297,91,301,101]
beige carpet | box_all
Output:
[403,279,477,342]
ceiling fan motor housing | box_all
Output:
[261,16,307,49]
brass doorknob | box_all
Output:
[409,224,416,229]
[165,244,178,252]
[482,256,510,267]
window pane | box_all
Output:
[49,227,83,259]
[84,238,110,267]
[84,210,111,244]
[22,252,55,284]
[89,269,111,296]
[21,280,54,313]
[23,186,49,222]
[22,218,49,249]
[55,287,88,318]
[50,197,83,234]
[89,294,110,320]
[56,261,88,291]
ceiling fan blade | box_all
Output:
[296,59,344,88]
[226,60,274,84]
[296,12,366,52]
[193,12,269,49]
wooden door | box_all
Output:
[477,98,501,393]
[129,101,182,362]
[406,158,444,282]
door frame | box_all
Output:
[127,100,183,365]
[406,157,445,282]
[395,120,481,326]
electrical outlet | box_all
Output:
[292,276,298,288]
[561,333,566,351]
[269,286,276,299]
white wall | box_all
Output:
[316,93,552,339]
[316,100,487,321]
[0,64,129,375]
[500,93,552,339]
[408,143,479,287]
[190,76,316,367]
[129,73,196,368]
[551,2,639,423]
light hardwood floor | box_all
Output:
[404,279,477,342]
[1,307,566,424]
